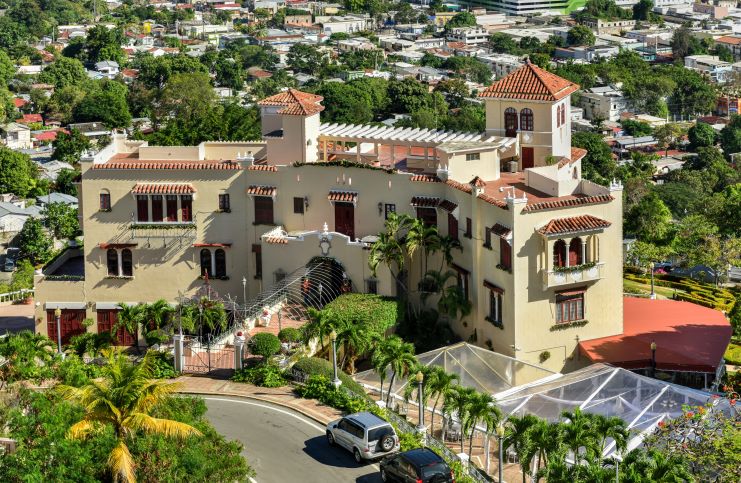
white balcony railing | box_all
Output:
[541,262,605,289]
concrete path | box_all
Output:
[204,396,381,483]
[0,303,34,335]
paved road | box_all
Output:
[204,396,382,483]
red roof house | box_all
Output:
[17,113,43,124]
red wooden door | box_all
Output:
[97,310,137,346]
[47,309,87,345]
[521,147,534,169]
[334,202,355,240]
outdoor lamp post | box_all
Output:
[650,263,656,300]
[330,330,341,388]
[415,371,425,434]
[54,307,62,356]
[242,276,247,304]
[650,341,657,378]
[496,421,505,483]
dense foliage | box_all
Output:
[232,363,288,387]
[248,332,282,360]
[292,356,365,394]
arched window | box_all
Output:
[561,103,566,126]
[121,249,133,277]
[504,108,518,137]
[520,108,533,131]
[553,239,566,268]
[215,249,226,278]
[569,238,583,266]
[106,249,118,276]
[200,249,212,277]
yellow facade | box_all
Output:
[35,70,624,373]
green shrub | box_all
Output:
[232,364,288,387]
[278,327,301,343]
[145,329,169,347]
[398,430,424,451]
[55,354,102,387]
[292,356,365,394]
[295,374,372,413]
[147,350,178,379]
[320,293,399,335]
[67,332,111,358]
[249,333,281,359]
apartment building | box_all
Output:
[714,35,741,61]
[684,54,732,83]
[35,63,624,373]
[578,85,630,122]
[446,27,491,46]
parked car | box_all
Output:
[3,248,19,272]
[326,411,399,463]
[380,448,454,482]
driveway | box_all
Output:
[204,396,382,483]
[0,303,34,335]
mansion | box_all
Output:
[35,63,626,375]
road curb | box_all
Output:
[178,390,333,427]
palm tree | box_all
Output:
[301,308,334,352]
[589,413,629,459]
[620,448,693,483]
[406,219,441,280]
[463,391,502,458]
[378,336,416,407]
[427,367,459,438]
[371,344,391,403]
[437,235,462,271]
[141,299,174,331]
[369,232,407,294]
[57,349,202,482]
[528,419,564,475]
[561,408,598,464]
[335,318,376,374]
[503,414,540,483]
[116,303,144,352]
[0,330,56,386]
[438,283,472,320]
[419,269,455,303]
[442,385,476,454]
[179,297,228,337]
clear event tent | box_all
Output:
[353,343,737,458]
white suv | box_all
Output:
[326,411,400,463]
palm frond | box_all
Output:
[108,439,136,483]
[125,413,202,439]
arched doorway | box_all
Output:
[303,257,348,308]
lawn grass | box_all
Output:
[623,278,683,299]
[725,342,741,366]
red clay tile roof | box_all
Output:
[479,61,579,102]
[579,297,731,372]
[410,174,442,183]
[491,223,511,238]
[538,214,611,235]
[477,193,508,209]
[328,190,358,203]
[13,98,27,108]
[17,113,43,124]
[522,194,613,212]
[132,183,196,194]
[445,179,473,194]
[247,185,277,196]
[716,35,741,45]
[438,199,458,212]
[94,161,241,170]
[258,88,324,116]
[411,196,440,207]
[556,147,589,168]
[247,164,278,171]
[264,236,288,244]
[33,129,68,142]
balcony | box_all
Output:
[541,262,605,290]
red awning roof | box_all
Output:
[247,185,277,196]
[193,243,232,248]
[132,183,196,194]
[579,297,732,373]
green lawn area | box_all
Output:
[623,278,684,299]
[725,342,741,366]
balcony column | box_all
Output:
[211,251,216,278]
[581,242,586,265]
[323,139,328,161]
[564,242,570,268]
[117,250,123,277]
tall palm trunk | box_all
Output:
[378,377,385,402]
[430,395,441,436]
[386,371,397,407]
[468,427,475,458]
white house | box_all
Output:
[0,123,32,150]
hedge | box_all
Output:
[292,356,365,394]
[319,293,399,336]
[624,273,736,312]
[249,333,281,359]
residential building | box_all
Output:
[0,202,42,242]
[94,60,120,78]
[315,14,372,35]
[478,53,523,79]
[578,85,630,122]
[34,65,626,376]
[554,44,620,62]
[36,192,79,209]
[0,122,32,150]
[714,35,741,60]
[684,54,732,83]
[446,27,490,46]
[581,18,637,35]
